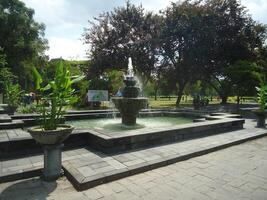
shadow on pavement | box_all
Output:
[1,177,57,200]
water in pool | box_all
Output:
[68,116,193,133]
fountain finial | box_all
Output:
[127,57,134,77]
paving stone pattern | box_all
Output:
[1,134,267,199]
[0,119,266,190]
[62,119,266,190]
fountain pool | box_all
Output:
[64,111,244,153]
[68,116,194,133]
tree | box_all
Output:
[160,1,208,106]
[0,48,17,93]
[84,1,162,84]
[0,0,48,89]
[0,48,6,67]
[226,60,262,106]
[200,0,267,104]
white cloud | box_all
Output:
[22,0,66,27]
[21,0,267,60]
[134,0,171,12]
[47,37,88,60]
[241,0,267,24]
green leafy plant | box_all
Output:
[33,61,84,130]
[255,83,267,111]
[17,104,41,114]
[4,83,22,107]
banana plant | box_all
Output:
[256,83,267,111]
[4,82,23,107]
[33,61,84,130]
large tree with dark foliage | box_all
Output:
[199,0,267,104]
[0,0,48,89]
[160,0,266,106]
[84,1,162,84]
[84,0,266,106]
[160,1,211,106]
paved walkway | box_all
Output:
[1,136,267,199]
[0,119,264,190]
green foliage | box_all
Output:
[0,67,17,93]
[256,83,267,111]
[143,81,155,96]
[44,59,90,108]
[17,104,41,114]
[83,0,267,107]
[84,1,162,83]
[199,0,267,104]
[33,61,84,130]
[227,60,262,97]
[88,70,124,94]
[4,83,22,107]
[0,0,48,88]
[0,48,6,68]
[74,79,90,108]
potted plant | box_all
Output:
[4,83,22,115]
[28,61,84,181]
[254,83,267,127]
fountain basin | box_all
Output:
[68,112,244,153]
[112,97,148,126]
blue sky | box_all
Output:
[21,0,267,60]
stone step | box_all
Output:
[0,120,266,191]
[0,118,245,158]
[205,114,242,121]
[193,118,206,122]
[52,127,267,191]
[0,114,12,123]
[0,120,24,129]
[86,118,245,153]
[0,129,89,159]
[210,112,228,116]
[0,108,6,114]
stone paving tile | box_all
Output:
[59,119,267,190]
[1,119,266,189]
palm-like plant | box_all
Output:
[4,83,22,108]
[33,61,84,130]
[256,84,267,111]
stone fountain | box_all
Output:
[112,58,148,126]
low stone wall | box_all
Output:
[87,117,245,153]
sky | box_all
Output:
[21,0,267,61]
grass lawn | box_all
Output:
[147,96,256,109]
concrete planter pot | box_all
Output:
[28,124,74,181]
[253,110,267,128]
[28,124,74,145]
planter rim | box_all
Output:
[28,124,74,132]
[28,124,74,145]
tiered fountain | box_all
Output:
[112,58,148,126]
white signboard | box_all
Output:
[88,90,108,102]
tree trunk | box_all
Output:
[176,86,185,107]
[221,95,228,104]
[236,95,240,110]
[154,87,158,100]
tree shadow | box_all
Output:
[1,177,57,200]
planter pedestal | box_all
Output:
[253,110,267,128]
[43,144,64,181]
[256,115,266,128]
